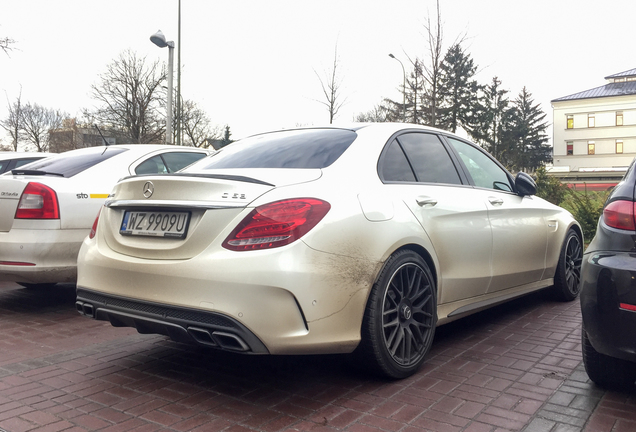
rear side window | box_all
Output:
[134,152,207,175]
[135,156,168,174]
[192,129,357,170]
[379,140,416,182]
[162,152,207,172]
[398,133,461,184]
[23,147,127,177]
[379,133,461,185]
[14,158,44,168]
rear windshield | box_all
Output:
[191,129,357,170]
[21,147,127,177]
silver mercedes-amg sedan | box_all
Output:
[75,123,583,379]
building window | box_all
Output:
[567,115,574,129]
[617,140,624,154]
[588,141,595,155]
[567,142,573,155]
[588,114,595,128]
[617,112,624,126]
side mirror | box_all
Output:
[515,172,537,196]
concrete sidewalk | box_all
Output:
[0,281,633,432]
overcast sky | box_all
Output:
[1,0,635,147]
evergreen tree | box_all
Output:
[220,125,233,148]
[507,87,552,171]
[404,59,426,124]
[438,43,480,133]
[384,59,426,124]
[468,77,513,164]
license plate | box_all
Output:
[120,211,190,239]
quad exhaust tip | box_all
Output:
[74,303,251,353]
[187,327,250,352]
[75,301,94,318]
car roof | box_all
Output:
[241,122,467,142]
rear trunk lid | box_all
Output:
[101,169,321,260]
[0,177,28,232]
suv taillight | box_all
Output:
[603,200,636,231]
[15,182,60,219]
[222,198,331,251]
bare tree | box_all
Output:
[20,103,67,152]
[421,0,444,127]
[0,89,23,151]
[180,99,221,147]
[87,50,166,144]
[1,36,16,56]
[314,44,347,124]
[355,103,391,122]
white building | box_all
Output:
[551,68,636,189]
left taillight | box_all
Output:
[602,200,636,231]
[15,182,60,219]
[222,198,331,251]
[89,207,102,239]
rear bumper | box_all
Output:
[580,250,636,363]
[76,288,269,353]
[0,228,87,283]
[77,234,378,355]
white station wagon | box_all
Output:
[0,144,210,288]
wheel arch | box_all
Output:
[388,243,438,293]
[568,222,584,244]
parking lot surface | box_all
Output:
[0,281,634,432]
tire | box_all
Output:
[356,250,437,379]
[17,283,58,290]
[582,325,636,391]
[552,229,583,302]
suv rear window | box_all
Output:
[20,147,127,177]
[193,129,357,170]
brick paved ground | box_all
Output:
[0,281,634,432]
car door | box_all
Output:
[445,137,548,293]
[378,132,493,304]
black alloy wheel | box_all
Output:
[357,250,437,379]
[553,229,583,301]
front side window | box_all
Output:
[588,141,595,155]
[567,115,574,129]
[588,114,595,128]
[447,137,512,192]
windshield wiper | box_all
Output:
[11,169,65,177]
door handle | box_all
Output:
[416,196,437,207]
[488,197,504,206]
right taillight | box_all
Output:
[89,207,102,239]
[602,200,636,231]
[222,198,331,251]
[15,182,60,219]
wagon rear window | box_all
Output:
[18,147,127,177]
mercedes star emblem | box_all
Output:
[143,181,154,198]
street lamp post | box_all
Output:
[150,30,175,145]
[389,53,406,122]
